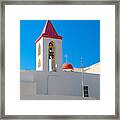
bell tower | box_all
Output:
[35,20,62,72]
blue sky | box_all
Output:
[20,20,100,70]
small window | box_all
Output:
[38,59,41,68]
[84,86,88,91]
[38,43,41,56]
[84,86,89,97]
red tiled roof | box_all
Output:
[35,20,62,43]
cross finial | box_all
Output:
[64,54,68,63]
[80,56,84,68]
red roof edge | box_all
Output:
[35,20,62,44]
[35,34,62,44]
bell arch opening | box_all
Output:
[48,41,57,72]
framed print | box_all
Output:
[20,20,100,100]
[0,0,119,119]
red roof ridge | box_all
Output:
[35,20,62,43]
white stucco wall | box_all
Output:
[36,38,43,71]
[20,82,36,97]
[83,73,100,99]
[20,70,34,82]
[43,37,62,72]
[20,71,100,100]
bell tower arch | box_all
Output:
[35,20,62,72]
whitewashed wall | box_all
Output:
[36,38,43,71]
[20,71,100,100]
[43,37,62,72]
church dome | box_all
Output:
[62,63,73,69]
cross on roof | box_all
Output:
[64,54,68,63]
[80,56,84,68]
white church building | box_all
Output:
[20,20,100,100]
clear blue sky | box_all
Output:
[20,20,100,70]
